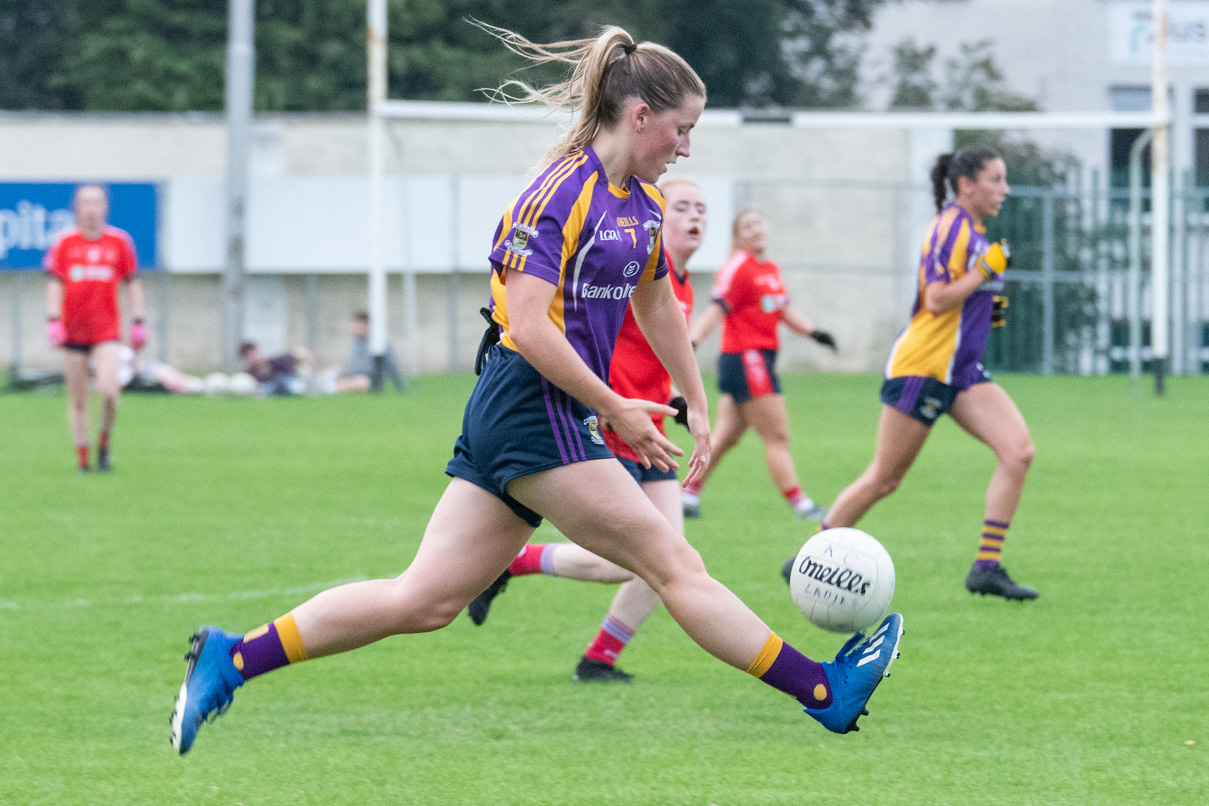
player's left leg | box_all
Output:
[465,541,634,626]
[743,394,824,520]
[510,459,903,733]
[92,341,123,471]
[576,477,680,682]
[172,478,537,754]
[950,382,1038,600]
[682,393,746,518]
[63,349,92,471]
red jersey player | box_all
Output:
[465,179,708,682]
[682,209,836,521]
[44,185,147,472]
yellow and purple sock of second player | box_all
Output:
[975,519,1010,568]
[746,632,832,708]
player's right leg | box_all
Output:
[466,541,634,626]
[822,405,930,528]
[171,478,535,754]
[510,460,903,733]
[779,405,930,583]
[682,393,745,518]
[742,394,825,520]
[576,476,680,682]
[92,341,122,471]
[951,383,1038,600]
[63,348,92,471]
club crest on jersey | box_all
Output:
[644,220,660,254]
[583,415,604,445]
[505,223,537,257]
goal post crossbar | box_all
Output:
[373,100,1169,131]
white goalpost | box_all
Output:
[364,0,1174,392]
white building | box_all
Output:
[859,0,1209,185]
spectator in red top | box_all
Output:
[44,185,147,472]
[681,209,836,521]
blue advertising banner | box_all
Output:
[0,182,159,270]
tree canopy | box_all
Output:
[0,0,890,112]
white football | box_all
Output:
[788,527,895,634]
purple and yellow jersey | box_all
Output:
[487,146,668,382]
[884,203,1002,389]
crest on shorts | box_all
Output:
[505,222,537,257]
[920,397,942,421]
[583,415,604,445]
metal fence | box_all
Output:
[7,175,1208,381]
[985,173,1209,376]
[734,172,1209,377]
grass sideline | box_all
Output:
[1,374,1206,805]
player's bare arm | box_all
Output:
[505,269,682,472]
[629,274,711,483]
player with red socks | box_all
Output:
[467,181,704,682]
[680,209,835,521]
[44,185,147,473]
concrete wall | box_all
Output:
[2,110,927,375]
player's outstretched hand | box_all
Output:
[47,318,66,349]
[681,401,711,489]
[130,320,148,351]
[810,329,837,350]
[668,395,689,428]
[605,397,683,473]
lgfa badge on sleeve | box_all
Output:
[506,222,537,257]
[643,220,660,255]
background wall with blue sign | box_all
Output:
[0,183,159,270]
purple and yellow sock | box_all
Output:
[230,613,309,681]
[746,632,832,709]
[975,519,1010,568]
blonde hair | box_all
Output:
[730,209,763,254]
[660,178,700,197]
[473,21,706,169]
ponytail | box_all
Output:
[473,21,706,169]
[930,147,1000,212]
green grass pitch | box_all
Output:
[1,373,1206,805]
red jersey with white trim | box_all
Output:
[44,226,137,344]
[712,250,787,353]
[603,255,694,462]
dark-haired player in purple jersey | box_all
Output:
[171,23,903,756]
[785,147,1038,601]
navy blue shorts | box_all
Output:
[880,374,988,426]
[63,339,118,353]
[616,455,679,484]
[718,349,781,403]
[446,345,615,527]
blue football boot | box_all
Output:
[805,613,904,734]
[170,627,245,754]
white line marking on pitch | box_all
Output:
[0,577,369,611]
